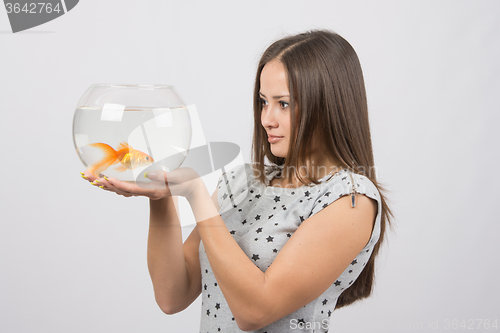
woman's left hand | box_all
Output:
[80,167,205,202]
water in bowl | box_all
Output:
[73,106,191,183]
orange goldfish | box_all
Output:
[87,142,154,177]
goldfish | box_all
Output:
[87,142,154,177]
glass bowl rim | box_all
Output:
[90,83,175,89]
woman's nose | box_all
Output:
[261,108,278,129]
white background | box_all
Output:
[1,1,499,332]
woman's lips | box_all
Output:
[268,135,284,143]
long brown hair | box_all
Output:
[251,30,393,309]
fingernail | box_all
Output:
[94,179,100,183]
[80,172,85,176]
[81,175,88,180]
[104,176,108,181]
[145,171,157,179]
[99,185,105,189]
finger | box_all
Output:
[79,172,130,198]
[104,176,158,197]
[87,174,167,199]
[107,186,132,196]
[80,171,95,182]
[164,167,200,184]
[93,176,132,196]
[143,171,168,183]
[144,170,185,192]
[138,172,171,193]
[83,175,125,196]
[87,176,109,191]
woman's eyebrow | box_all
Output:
[259,92,290,99]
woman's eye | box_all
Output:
[279,101,289,109]
[260,98,268,108]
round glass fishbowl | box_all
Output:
[73,84,192,183]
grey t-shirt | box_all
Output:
[199,163,382,333]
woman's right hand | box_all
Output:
[80,167,205,202]
[80,170,172,200]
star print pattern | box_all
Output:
[199,163,382,332]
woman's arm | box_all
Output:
[147,196,200,314]
[147,190,221,314]
[189,185,377,331]
[80,170,217,315]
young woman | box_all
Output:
[82,30,392,332]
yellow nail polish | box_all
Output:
[94,179,100,183]
[80,172,85,176]
[81,175,88,180]
[143,172,148,178]
[104,176,108,181]
[99,185,105,189]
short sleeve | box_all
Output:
[308,171,382,249]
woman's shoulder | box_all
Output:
[303,169,382,250]
[321,168,380,201]
[309,169,381,217]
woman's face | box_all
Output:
[259,59,291,158]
